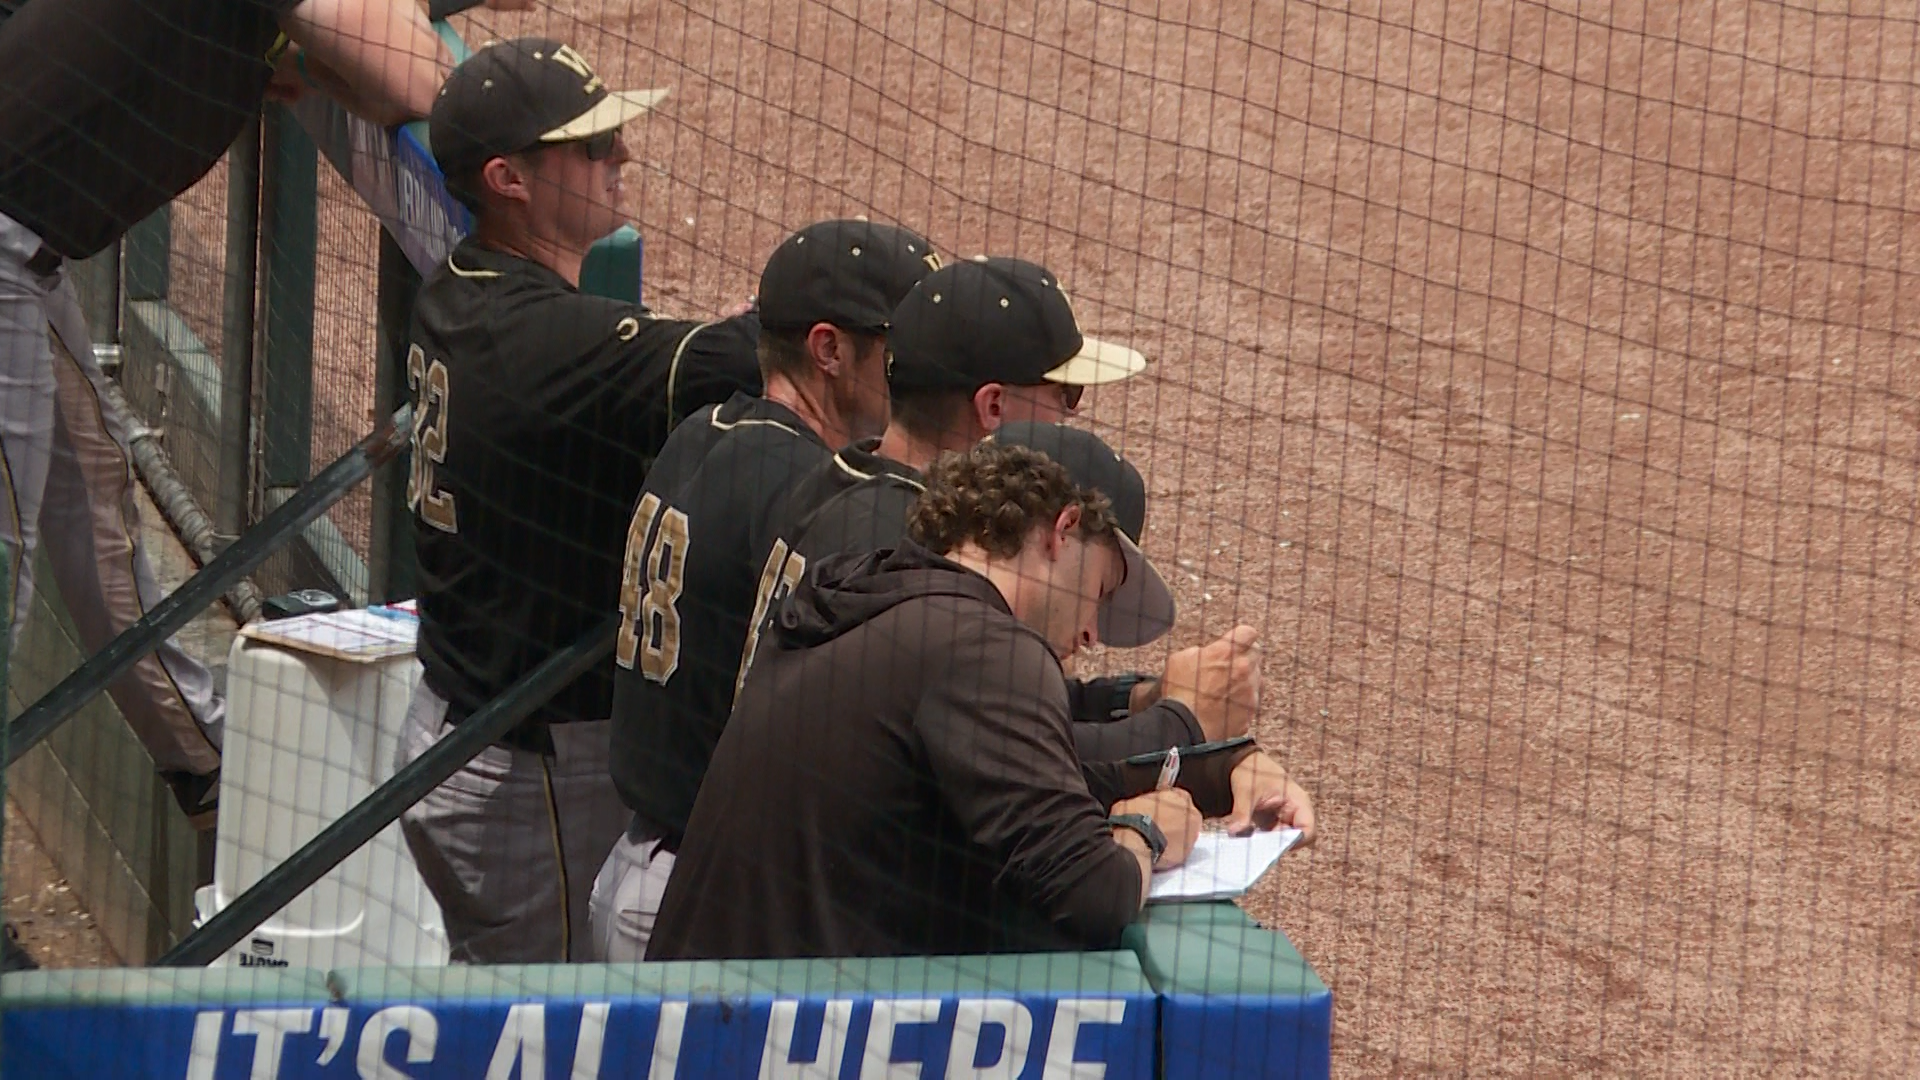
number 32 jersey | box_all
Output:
[608,392,831,843]
[407,239,759,732]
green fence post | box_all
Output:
[122,208,171,302]
[367,230,421,603]
[259,103,318,492]
[70,246,121,347]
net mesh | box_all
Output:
[1,0,1914,1075]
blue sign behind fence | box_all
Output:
[385,123,471,275]
[3,992,1154,1079]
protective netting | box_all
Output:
[1,1,1914,1076]
[472,1,1918,1069]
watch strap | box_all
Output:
[1108,812,1167,866]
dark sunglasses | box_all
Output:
[528,129,619,161]
[1029,381,1084,410]
[578,129,619,161]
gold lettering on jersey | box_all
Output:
[616,317,640,341]
[405,344,459,534]
[735,542,806,704]
[617,493,691,682]
[549,44,604,93]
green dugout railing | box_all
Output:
[3,911,1331,1077]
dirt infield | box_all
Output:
[247,0,1920,1072]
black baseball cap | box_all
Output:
[429,38,668,178]
[888,257,1149,392]
[988,421,1175,648]
[756,219,941,333]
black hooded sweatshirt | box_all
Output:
[646,541,1254,961]
[773,438,1208,758]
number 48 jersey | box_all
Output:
[608,392,832,844]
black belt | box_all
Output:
[25,244,62,277]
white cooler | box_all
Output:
[195,629,448,969]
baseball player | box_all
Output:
[0,0,446,826]
[590,217,941,962]
[646,431,1315,961]
[774,255,1129,557]
[775,256,1261,754]
[391,38,766,965]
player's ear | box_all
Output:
[975,383,1006,430]
[805,322,843,376]
[1049,504,1082,556]
[480,155,532,205]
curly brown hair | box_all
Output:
[907,442,1121,558]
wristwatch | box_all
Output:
[1108,813,1168,867]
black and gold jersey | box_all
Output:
[608,393,833,844]
[773,437,926,564]
[408,238,759,734]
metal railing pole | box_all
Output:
[154,617,616,967]
[3,407,413,767]
[217,119,263,540]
